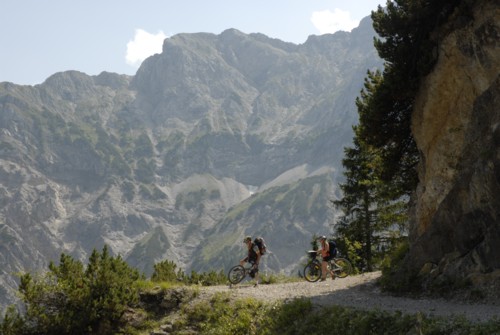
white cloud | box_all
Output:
[311,8,360,34]
[126,29,167,67]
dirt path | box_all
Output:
[203,272,500,322]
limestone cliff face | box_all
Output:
[410,0,500,290]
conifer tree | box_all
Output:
[335,136,378,271]
[335,71,409,271]
[151,259,185,282]
[335,1,466,272]
[2,245,142,335]
[362,0,464,193]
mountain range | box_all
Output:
[0,16,382,310]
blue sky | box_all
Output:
[1,0,385,85]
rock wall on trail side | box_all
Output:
[409,0,500,294]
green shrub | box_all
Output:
[0,246,142,335]
[187,269,227,286]
[180,293,271,335]
[151,260,185,283]
[151,260,227,286]
[379,239,421,294]
[0,306,25,335]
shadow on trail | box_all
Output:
[305,276,500,323]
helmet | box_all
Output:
[318,235,327,241]
[243,236,252,243]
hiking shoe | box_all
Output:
[254,283,259,287]
[320,278,326,282]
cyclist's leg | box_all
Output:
[321,259,328,280]
[253,267,259,287]
[324,256,334,279]
[249,259,259,286]
[330,259,336,279]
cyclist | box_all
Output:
[318,236,336,281]
[240,236,261,286]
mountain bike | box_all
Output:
[227,263,258,285]
[303,250,353,282]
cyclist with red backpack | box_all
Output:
[240,236,262,286]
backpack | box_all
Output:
[253,237,267,255]
[328,240,337,257]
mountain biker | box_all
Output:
[318,235,335,281]
[240,236,261,286]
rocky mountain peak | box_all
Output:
[0,18,382,311]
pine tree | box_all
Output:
[362,0,465,193]
[4,245,142,335]
[334,1,466,271]
[335,71,409,271]
[151,259,184,282]
[335,134,380,271]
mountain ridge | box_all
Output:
[0,17,382,311]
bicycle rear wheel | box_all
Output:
[332,258,352,278]
[228,265,246,284]
[303,262,322,282]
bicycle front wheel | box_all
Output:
[332,258,353,278]
[228,265,246,284]
[303,262,322,282]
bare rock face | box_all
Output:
[410,0,500,291]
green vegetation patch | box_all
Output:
[178,293,271,335]
[199,230,242,262]
[224,174,329,223]
[0,246,143,335]
[157,296,500,335]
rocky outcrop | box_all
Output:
[409,0,500,292]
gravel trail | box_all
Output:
[203,271,500,322]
